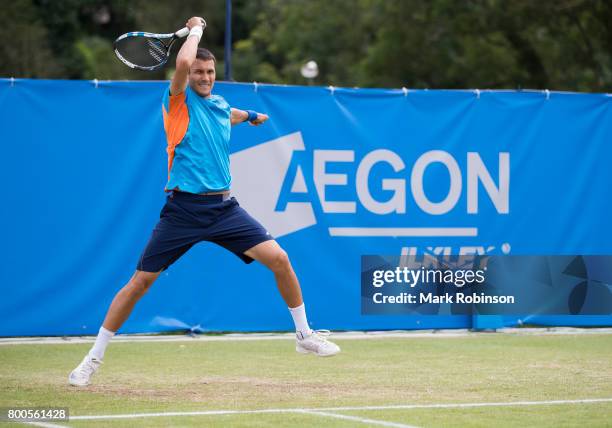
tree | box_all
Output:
[2,0,610,91]
[0,0,64,78]
[232,0,612,91]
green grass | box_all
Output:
[1,334,611,427]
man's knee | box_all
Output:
[269,249,291,273]
[128,272,158,296]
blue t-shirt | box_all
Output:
[162,85,232,193]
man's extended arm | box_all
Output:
[230,108,269,126]
[170,16,205,95]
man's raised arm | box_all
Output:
[170,16,205,95]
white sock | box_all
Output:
[288,303,312,338]
[89,326,115,361]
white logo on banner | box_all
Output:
[231,132,510,239]
[230,132,316,238]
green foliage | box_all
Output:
[238,0,612,91]
[0,0,63,78]
[74,36,130,79]
[2,0,610,91]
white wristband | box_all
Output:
[189,26,203,41]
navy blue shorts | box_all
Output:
[137,191,273,272]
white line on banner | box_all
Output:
[328,227,478,237]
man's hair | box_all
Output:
[196,48,216,64]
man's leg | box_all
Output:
[101,270,162,332]
[70,191,209,386]
[69,270,161,386]
[244,240,340,357]
[244,240,303,308]
[89,270,162,359]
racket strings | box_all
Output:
[147,39,165,62]
[115,36,169,69]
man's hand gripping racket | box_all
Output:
[113,17,206,71]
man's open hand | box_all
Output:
[250,113,269,126]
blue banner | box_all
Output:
[1,79,611,336]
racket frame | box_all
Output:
[113,27,193,71]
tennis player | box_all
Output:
[69,16,339,387]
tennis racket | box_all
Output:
[113,19,206,71]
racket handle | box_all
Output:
[175,27,190,38]
[175,19,206,38]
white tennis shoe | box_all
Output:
[68,354,102,386]
[296,330,340,357]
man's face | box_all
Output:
[189,59,216,97]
